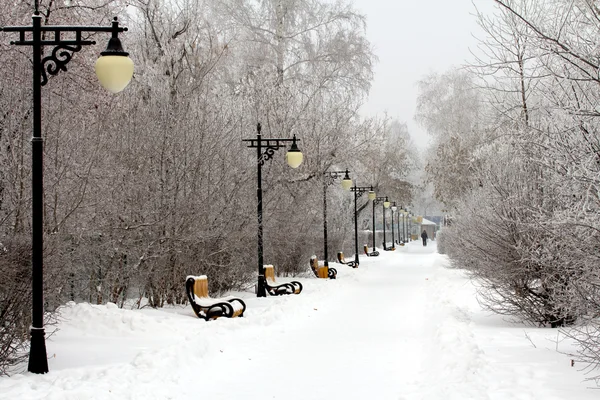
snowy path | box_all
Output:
[198,248,436,399]
[0,242,596,399]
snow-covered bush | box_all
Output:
[0,236,31,375]
[435,229,447,254]
[418,0,600,382]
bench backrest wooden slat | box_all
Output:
[264,265,275,282]
[194,276,209,298]
[311,256,329,278]
[310,256,318,273]
[318,265,329,278]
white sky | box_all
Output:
[351,0,496,149]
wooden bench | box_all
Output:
[309,256,337,279]
[337,252,358,268]
[264,265,302,295]
[185,275,246,320]
[364,244,380,257]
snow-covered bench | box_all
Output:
[264,265,302,295]
[383,241,395,251]
[364,244,380,257]
[185,275,246,320]
[309,255,337,279]
[337,252,358,268]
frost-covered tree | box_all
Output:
[0,0,388,373]
[415,69,489,208]
[429,0,600,382]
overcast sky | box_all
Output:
[351,0,496,150]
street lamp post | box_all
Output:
[1,5,134,374]
[382,197,391,250]
[396,204,403,244]
[391,202,397,248]
[372,196,389,251]
[322,169,352,267]
[403,208,408,243]
[243,123,303,298]
[403,208,409,242]
[408,211,413,241]
[350,185,376,266]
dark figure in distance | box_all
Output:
[421,230,428,246]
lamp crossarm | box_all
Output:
[350,186,372,199]
[243,137,298,166]
[373,196,388,205]
[2,18,128,87]
[3,25,126,39]
[323,170,347,187]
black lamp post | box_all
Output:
[400,206,404,243]
[407,211,413,241]
[391,202,397,248]
[243,123,303,298]
[322,169,352,267]
[1,4,133,374]
[350,185,376,266]
[372,196,389,251]
[400,208,404,243]
[382,197,391,250]
[396,204,403,244]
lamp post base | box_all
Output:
[257,275,267,298]
[28,327,48,374]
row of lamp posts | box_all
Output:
[391,203,413,244]
[240,124,414,298]
[1,4,415,374]
[372,196,390,250]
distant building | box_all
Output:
[415,216,437,240]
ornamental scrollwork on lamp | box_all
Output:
[323,172,340,187]
[258,145,278,165]
[40,43,84,86]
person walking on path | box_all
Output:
[421,230,428,246]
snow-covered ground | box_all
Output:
[1,241,597,399]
